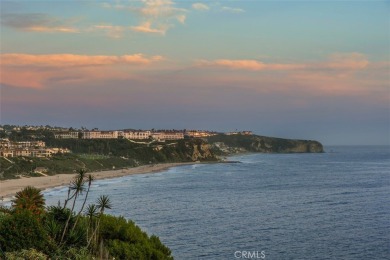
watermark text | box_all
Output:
[234,250,265,259]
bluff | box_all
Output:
[0,134,323,180]
[0,139,217,179]
[207,134,324,155]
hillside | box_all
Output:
[207,134,324,155]
[1,133,324,180]
[0,139,217,179]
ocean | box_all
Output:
[44,146,390,259]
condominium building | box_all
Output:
[82,131,119,139]
[54,132,79,139]
[151,132,184,141]
[0,147,70,158]
[0,139,46,148]
[121,131,151,140]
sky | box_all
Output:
[0,0,389,145]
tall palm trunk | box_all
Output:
[60,191,79,244]
[60,171,86,244]
[87,209,103,248]
[71,176,93,233]
[87,195,111,249]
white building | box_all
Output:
[82,131,119,139]
[151,132,184,141]
[185,130,218,138]
[54,132,79,139]
[121,131,151,140]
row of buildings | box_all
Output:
[0,139,70,158]
[54,130,221,141]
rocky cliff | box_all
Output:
[207,134,324,155]
[172,139,217,161]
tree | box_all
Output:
[0,210,51,253]
[85,204,99,240]
[60,169,86,244]
[71,174,94,233]
[88,195,112,248]
[12,186,45,215]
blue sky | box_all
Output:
[1,0,389,145]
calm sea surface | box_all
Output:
[44,146,390,259]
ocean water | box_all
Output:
[44,146,390,259]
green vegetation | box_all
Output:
[0,138,217,180]
[0,154,137,179]
[13,186,45,215]
[0,170,173,259]
[0,126,323,180]
[207,134,324,154]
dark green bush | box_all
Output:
[0,210,53,253]
[100,215,173,260]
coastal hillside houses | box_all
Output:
[50,128,238,141]
[0,148,70,158]
[0,139,45,149]
[185,130,218,138]
[226,131,253,136]
[53,130,185,141]
[0,139,70,158]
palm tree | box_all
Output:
[85,204,99,243]
[85,204,99,224]
[97,195,112,214]
[88,195,112,247]
[71,174,94,233]
[12,186,45,215]
[60,169,86,244]
[62,169,87,209]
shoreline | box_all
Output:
[0,162,204,202]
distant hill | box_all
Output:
[207,134,324,155]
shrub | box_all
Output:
[5,248,48,260]
[0,210,52,253]
[99,215,173,260]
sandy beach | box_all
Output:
[0,162,198,201]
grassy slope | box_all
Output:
[0,138,217,180]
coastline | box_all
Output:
[0,162,202,202]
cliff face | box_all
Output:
[176,139,216,161]
[207,134,324,155]
[249,137,324,153]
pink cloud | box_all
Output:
[1,53,163,67]
[198,53,370,71]
[24,26,79,33]
[110,0,186,35]
[138,0,186,18]
[198,59,306,71]
[193,53,388,104]
[1,69,48,89]
[131,21,168,35]
[192,3,210,11]
[0,53,164,89]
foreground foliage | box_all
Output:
[0,169,173,259]
[13,186,45,215]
